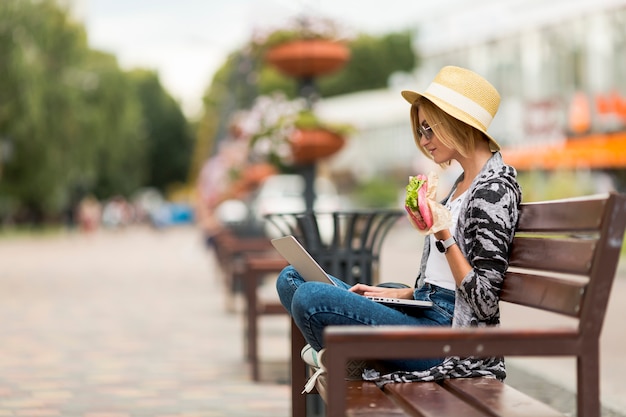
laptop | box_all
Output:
[271,235,432,308]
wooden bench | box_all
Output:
[241,252,289,381]
[294,193,626,417]
[211,227,291,381]
[212,228,274,310]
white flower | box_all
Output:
[239,93,306,167]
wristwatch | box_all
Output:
[436,236,456,253]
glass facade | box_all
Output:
[413,4,626,148]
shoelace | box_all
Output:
[302,366,326,394]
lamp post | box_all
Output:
[297,75,318,212]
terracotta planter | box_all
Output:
[265,39,350,78]
[229,163,277,196]
[289,128,345,165]
[243,163,277,186]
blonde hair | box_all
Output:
[410,97,487,165]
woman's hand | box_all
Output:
[349,284,414,300]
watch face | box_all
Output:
[436,240,445,253]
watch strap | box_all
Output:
[442,236,456,249]
[437,236,457,253]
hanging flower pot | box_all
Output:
[243,162,278,186]
[265,39,350,78]
[226,163,278,198]
[289,128,345,165]
[243,94,354,170]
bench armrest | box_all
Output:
[324,325,579,360]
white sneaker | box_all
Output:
[300,344,326,394]
[300,344,368,393]
[300,344,325,368]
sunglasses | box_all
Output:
[416,123,438,141]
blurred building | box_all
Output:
[317,0,626,179]
[415,0,626,148]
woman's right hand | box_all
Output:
[349,283,414,300]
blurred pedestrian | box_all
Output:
[77,195,101,233]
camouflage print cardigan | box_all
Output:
[364,151,522,384]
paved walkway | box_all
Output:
[0,222,624,416]
[0,226,289,417]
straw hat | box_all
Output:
[401,66,501,151]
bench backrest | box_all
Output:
[501,192,626,338]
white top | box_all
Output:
[423,190,467,290]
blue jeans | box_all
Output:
[276,265,455,372]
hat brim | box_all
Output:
[401,89,501,152]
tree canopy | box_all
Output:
[0,0,193,224]
[318,31,416,96]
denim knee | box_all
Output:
[290,282,329,350]
[276,265,302,315]
[275,265,293,293]
[290,283,312,318]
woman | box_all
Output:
[276,66,521,386]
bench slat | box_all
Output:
[501,271,586,317]
[443,378,564,417]
[343,380,406,416]
[509,237,595,275]
[516,197,606,232]
[385,382,485,417]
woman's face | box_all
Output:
[417,112,457,164]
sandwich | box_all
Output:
[404,174,433,231]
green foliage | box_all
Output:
[81,53,147,199]
[256,66,298,99]
[294,110,355,135]
[0,0,94,219]
[131,70,194,191]
[517,170,597,202]
[0,0,192,223]
[319,31,416,97]
[352,177,400,208]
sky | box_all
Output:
[81,0,449,119]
